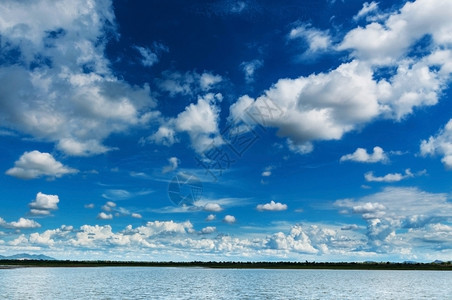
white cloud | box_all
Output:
[226,0,452,154]
[339,0,452,64]
[352,202,386,214]
[223,215,236,224]
[6,151,78,179]
[57,139,115,157]
[338,0,452,121]
[335,187,452,249]
[97,212,113,220]
[143,220,194,235]
[84,203,95,209]
[204,203,223,212]
[131,213,142,219]
[174,93,223,153]
[101,201,117,212]
[241,59,263,83]
[162,157,179,174]
[29,192,60,216]
[0,0,158,156]
[28,225,73,247]
[144,93,224,153]
[261,166,273,177]
[0,217,41,229]
[364,169,414,182]
[421,119,452,169]
[340,146,388,163]
[228,95,254,122]
[266,225,318,254]
[234,60,380,153]
[289,24,332,54]
[99,200,144,219]
[199,73,223,91]
[201,226,216,234]
[157,70,222,97]
[194,197,249,210]
[206,214,216,221]
[376,56,447,120]
[147,126,178,147]
[2,217,450,260]
[257,200,288,212]
[353,2,379,21]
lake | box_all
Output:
[0,267,451,299]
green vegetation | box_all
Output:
[1,260,452,270]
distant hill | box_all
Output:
[0,253,55,261]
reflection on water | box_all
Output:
[0,267,451,299]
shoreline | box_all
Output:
[1,260,451,271]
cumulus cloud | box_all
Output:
[201,226,216,234]
[28,225,73,247]
[84,203,95,209]
[335,187,452,249]
[340,146,388,163]
[162,157,179,174]
[223,215,236,224]
[206,214,216,221]
[421,119,452,169]
[338,0,452,120]
[256,200,288,212]
[101,201,116,212]
[204,203,223,212]
[146,126,178,147]
[29,192,60,216]
[228,95,255,123]
[174,93,224,153]
[0,217,41,229]
[97,212,113,220]
[2,217,448,260]
[339,0,452,65]
[364,169,414,182]
[227,0,452,154]
[0,0,158,156]
[233,60,380,153]
[266,225,318,254]
[146,93,224,152]
[6,151,78,179]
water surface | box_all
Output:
[0,267,451,299]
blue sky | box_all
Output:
[1,0,452,262]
